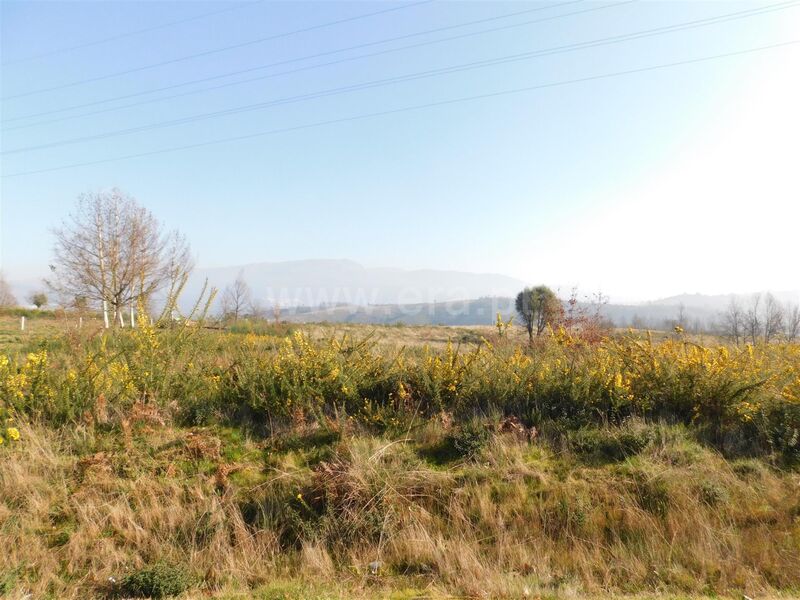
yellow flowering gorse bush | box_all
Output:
[1,324,799,459]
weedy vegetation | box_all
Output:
[1,309,799,599]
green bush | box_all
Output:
[764,402,800,466]
[635,477,671,517]
[4,321,800,464]
[447,420,491,460]
[0,571,15,595]
[698,480,729,506]
[118,563,192,598]
[569,425,651,463]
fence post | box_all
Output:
[20,316,25,331]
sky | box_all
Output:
[1,0,798,302]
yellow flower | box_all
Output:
[396,382,409,401]
[5,427,19,441]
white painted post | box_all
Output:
[130,305,136,328]
[20,316,25,331]
[103,300,110,329]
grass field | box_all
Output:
[1,311,799,599]
[0,311,105,355]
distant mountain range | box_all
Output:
[644,291,800,310]
[7,259,798,329]
[184,260,798,329]
[280,292,800,329]
[188,259,526,307]
[277,298,715,329]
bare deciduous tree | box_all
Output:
[676,303,687,329]
[0,272,17,307]
[737,293,791,344]
[721,298,745,345]
[745,294,762,345]
[785,303,800,341]
[248,297,268,320]
[48,189,193,327]
[221,272,252,322]
[762,293,784,343]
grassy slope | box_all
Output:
[3,417,799,599]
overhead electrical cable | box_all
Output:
[3,39,796,179]
[4,1,797,156]
[1,0,266,66]
[7,0,795,131]
[0,0,434,101]
[2,0,592,126]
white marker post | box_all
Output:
[130,305,136,328]
[20,316,25,331]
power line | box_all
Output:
[4,1,797,156]
[1,0,266,66]
[0,0,434,101]
[7,0,795,132]
[3,39,796,179]
[2,0,592,126]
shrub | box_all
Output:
[569,425,651,463]
[634,476,671,517]
[118,563,193,598]
[447,420,491,460]
[763,401,800,466]
[3,323,800,463]
[698,480,729,506]
[0,571,15,595]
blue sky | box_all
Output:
[1,0,798,301]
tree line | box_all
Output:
[719,293,800,345]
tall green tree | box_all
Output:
[515,285,561,342]
[29,292,48,309]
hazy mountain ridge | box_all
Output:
[188,259,527,307]
[6,259,798,329]
[278,297,718,328]
[644,291,800,311]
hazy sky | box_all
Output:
[1,0,798,301]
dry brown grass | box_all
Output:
[2,418,799,599]
[303,322,496,350]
